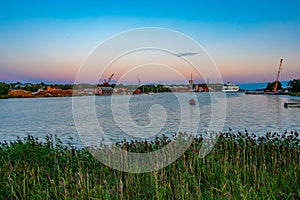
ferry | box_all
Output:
[222,82,240,93]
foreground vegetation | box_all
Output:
[1,132,300,199]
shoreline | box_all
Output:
[1,91,300,100]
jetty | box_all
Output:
[284,102,300,108]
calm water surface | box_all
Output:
[0,93,299,147]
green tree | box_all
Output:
[137,85,171,93]
[265,81,282,91]
[0,82,10,95]
[289,79,300,92]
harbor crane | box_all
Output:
[102,73,114,86]
[272,59,283,92]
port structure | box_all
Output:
[272,59,283,92]
[102,73,114,87]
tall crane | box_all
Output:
[272,59,283,92]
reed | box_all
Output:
[0,131,299,199]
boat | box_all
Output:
[189,98,196,105]
[222,82,240,93]
[284,102,300,108]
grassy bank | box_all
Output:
[0,94,8,99]
[1,132,300,199]
[288,92,300,96]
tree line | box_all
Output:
[0,82,73,96]
[1,80,300,96]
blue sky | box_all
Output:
[1,0,300,83]
[1,0,299,23]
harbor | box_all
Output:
[1,0,300,198]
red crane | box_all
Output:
[272,59,283,92]
[102,73,114,86]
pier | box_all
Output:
[284,102,300,108]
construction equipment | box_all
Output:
[272,59,283,92]
[102,73,114,86]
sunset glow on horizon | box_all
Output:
[1,0,300,84]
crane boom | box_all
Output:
[107,73,114,84]
[272,58,283,92]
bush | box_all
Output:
[0,132,300,199]
[289,79,300,92]
[0,82,9,95]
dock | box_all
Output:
[245,91,264,95]
[284,102,300,108]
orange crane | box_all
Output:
[272,59,283,92]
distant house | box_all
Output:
[95,87,113,95]
[166,85,189,93]
[83,88,95,95]
[14,83,32,88]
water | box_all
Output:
[238,81,290,91]
[0,93,299,147]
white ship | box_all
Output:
[222,82,240,93]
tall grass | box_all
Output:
[0,131,300,199]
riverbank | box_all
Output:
[0,95,8,99]
[1,132,299,199]
[289,92,300,96]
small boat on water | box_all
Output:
[284,102,300,108]
[189,98,196,105]
[222,82,240,93]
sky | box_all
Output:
[0,0,300,84]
